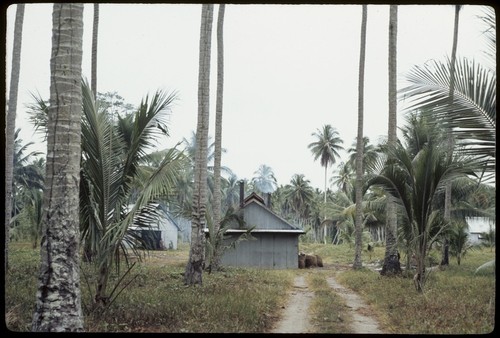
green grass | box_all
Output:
[336,247,495,334]
[5,241,495,333]
[6,242,294,333]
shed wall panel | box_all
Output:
[220,233,300,269]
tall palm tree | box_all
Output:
[91,3,99,99]
[353,4,368,270]
[185,4,214,286]
[441,5,462,267]
[308,124,344,203]
[308,124,344,243]
[32,4,85,331]
[252,164,278,194]
[222,173,241,211]
[347,137,380,175]
[210,3,226,272]
[182,131,229,172]
[284,174,315,222]
[381,4,402,276]
[331,161,354,195]
[5,3,25,272]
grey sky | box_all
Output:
[5,3,492,190]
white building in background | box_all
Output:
[466,217,495,245]
[125,203,181,250]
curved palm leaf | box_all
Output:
[104,146,185,250]
[400,56,496,177]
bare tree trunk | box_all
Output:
[5,3,25,272]
[442,5,461,267]
[353,4,367,270]
[185,4,214,286]
[381,5,402,276]
[210,4,225,272]
[32,3,84,331]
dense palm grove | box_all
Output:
[5,3,495,332]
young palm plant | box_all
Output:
[448,219,471,265]
[30,79,185,307]
[368,138,480,292]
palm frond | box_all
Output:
[399,57,496,176]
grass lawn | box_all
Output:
[5,241,495,333]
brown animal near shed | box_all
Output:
[298,253,306,269]
[315,255,323,267]
[298,252,323,269]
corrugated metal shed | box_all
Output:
[219,187,305,269]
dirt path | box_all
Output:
[270,273,383,334]
[270,275,315,333]
[326,275,383,334]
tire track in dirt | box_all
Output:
[270,272,384,334]
[326,275,383,334]
[270,275,314,333]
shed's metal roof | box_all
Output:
[203,228,305,234]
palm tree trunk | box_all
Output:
[381,5,402,276]
[5,3,25,272]
[210,3,225,272]
[323,164,327,245]
[185,4,214,285]
[91,3,99,99]
[353,4,367,270]
[442,5,461,267]
[32,3,84,331]
[83,3,100,262]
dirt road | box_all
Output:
[270,273,383,334]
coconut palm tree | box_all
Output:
[308,124,344,243]
[185,4,214,286]
[5,3,24,271]
[222,173,241,211]
[353,4,368,269]
[252,164,278,194]
[440,5,462,266]
[210,3,226,272]
[331,161,354,195]
[308,124,344,203]
[381,4,402,276]
[32,4,85,331]
[325,188,374,248]
[284,174,315,222]
[347,137,380,175]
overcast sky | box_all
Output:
[5,3,492,190]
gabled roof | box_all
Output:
[244,192,265,206]
[240,192,304,233]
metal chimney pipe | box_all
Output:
[266,193,272,208]
[239,180,244,208]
